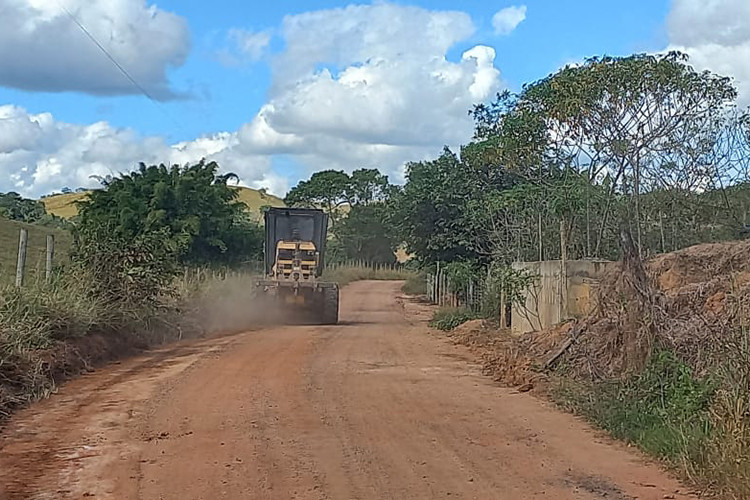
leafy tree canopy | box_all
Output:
[336,203,398,264]
[286,168,399,263]
[390,148,498,264]
[0,192,46,223]
[285,170,351,209]
[76,160,262,266]
[397,51,750,266]
[285,168,392,220]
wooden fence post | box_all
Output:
[441,273,445,307]
[437,269,442,306]
[45,234,55,283]
[16,228,28,288]
[438,272,442,306]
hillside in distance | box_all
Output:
[41,186,285,221]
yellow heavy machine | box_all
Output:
[255,208,339,324]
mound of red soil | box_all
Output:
[445,239,750,385]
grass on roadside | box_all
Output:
[550,345,750,498]
[0,271,151,419]
[429,306,477,331]
[552,349,714,465]
[401,273,428,296]
[0,266,266,421]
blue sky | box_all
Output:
[1,0,747,197]
[1,1,670,142]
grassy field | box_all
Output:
[39,192,88,219]
[0,218,72,284]
[234,187,285,220]
[41,186,285,221]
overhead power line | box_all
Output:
[56,1,184,133]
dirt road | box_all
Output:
[1,281,693,499]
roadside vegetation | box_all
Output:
[374,51,750,496]
[429,307,477,331]
[0,161,266,420]
[4,48,750,495]
[400,273,428,296]
[553,350,715,469]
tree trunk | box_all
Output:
[595,192,613,257]
[659,211,666,254]
[538,212,543,261]
[634,157,642,257]
[586,180,591,258]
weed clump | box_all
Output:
[401,273,427,296]
[545,239,750,496]
[429,307,477,331]
[553,349,715,465]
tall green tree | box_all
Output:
[520,52,742,254]
[461,52,749,262]
[391,148,485,264]
[347,168,390,205]
[286,168,399,263]
[336,203,397,264]
[284,169,351,227]
[76,160,262,267]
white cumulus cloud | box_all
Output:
[492,5,527,36]
[0,105,286,198]
[667,0,750,105]
[0,0,190,98]
[226,28,272,63]
[240,3,502,181]
[1,3,503,196]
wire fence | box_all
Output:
[1,228,56,288]
[326,260,404,272]
[3,225,410,290]
[425,267,486,313]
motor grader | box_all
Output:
[255,207,339,324]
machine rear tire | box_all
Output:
[322,287,339,325]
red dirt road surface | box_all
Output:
[1,281,693,499]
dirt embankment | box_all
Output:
[444,319,573,388]
[447,239,750,388]
[0,331,148,423]
[0,281,692,499]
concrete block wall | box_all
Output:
[510,259,615,335]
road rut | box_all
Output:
[0,281,693,499]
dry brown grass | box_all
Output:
[40,192,89,219]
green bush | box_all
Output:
[553,349,715,464]
[429,307,477,331]
[401,273,427,295]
